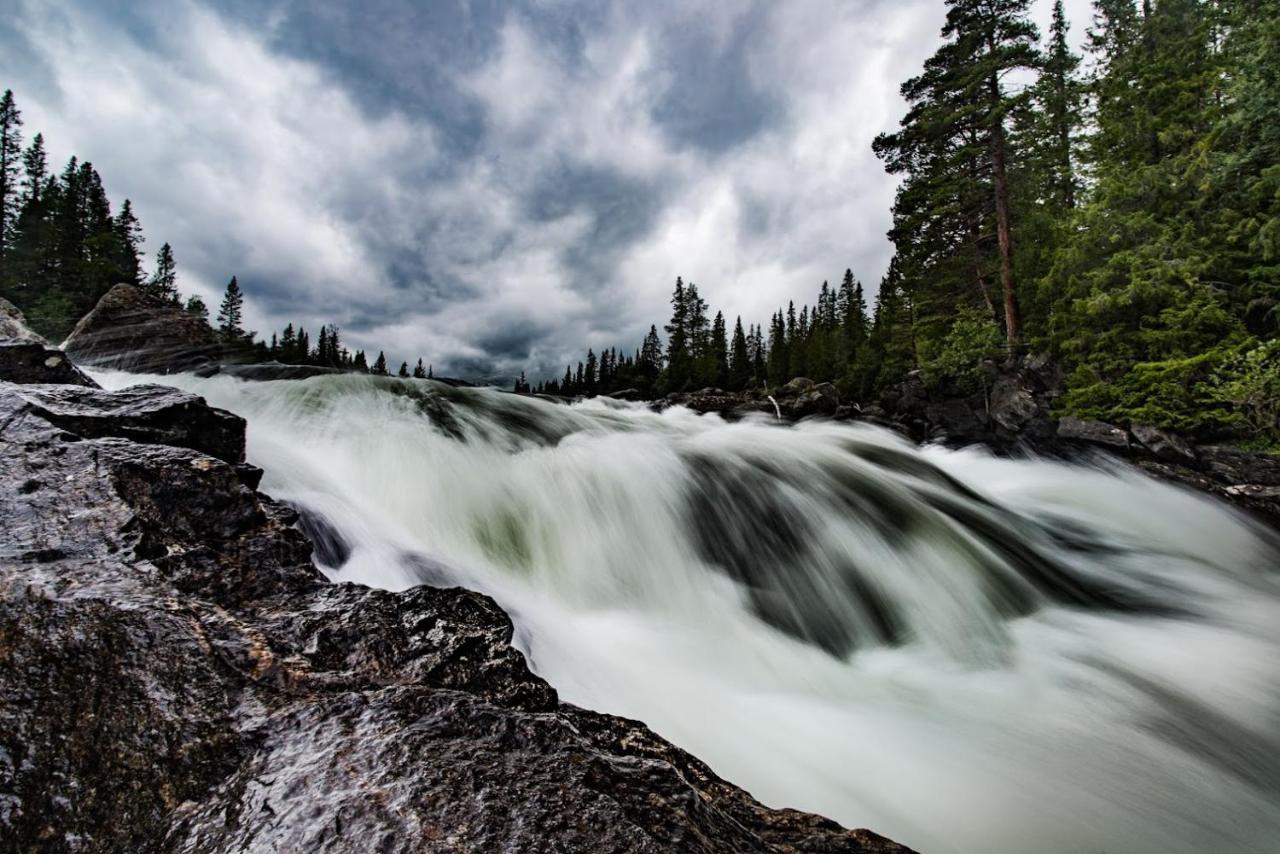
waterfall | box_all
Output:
[95,370,1280,854]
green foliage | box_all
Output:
[1062,347,1241,435]
[1207,338,1280,443]
[922,307,1003,392]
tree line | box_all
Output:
[0,88,434,377]
[533,0,1279,444]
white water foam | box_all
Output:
[95,370,1280,854]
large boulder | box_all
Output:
[785,381,840,419]
[1131,424,1197,465]
[1057,416,1131,451]
[988,372,1040,433]
[0,377,911,853]
[0,299,99,387]
[0,297,45,343]
[5,382,245,464]
[0,342,99,387]
[63,283,224,374]
[195,361,344,381]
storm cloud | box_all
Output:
[0,0,1091,380]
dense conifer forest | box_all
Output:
[540,0,1279,446]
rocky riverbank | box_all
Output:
[0,303,911,851]
[648,365,1280,529]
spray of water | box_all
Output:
[95,371,1280,854]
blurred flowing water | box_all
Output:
[97,371,1280,854]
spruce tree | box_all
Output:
[216,276,244,339]
[711,310,729,387]
[371,351,388,375]
[113,200,144,285]
[0,92,23,269]
[185,294,209,323]
[398,361,409,378]
[353,350,368,372]
[585,348,598,392]
[149,243,178,303]
[280,323,297,359]
[1036,0,1082,209]
[0,90,22,274]
[413,358,427,378]
[730,315,750,389]
[664,277,691,390]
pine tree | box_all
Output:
[149,243,178,303]
[413,358,427,378]
[280,323,297,360]
[1037,0,1082,209]
[0,89,23,270]
[729,315,750,389]
[216,276,244,339]
[585,348,598,393]
[371,351,388,375]
[113,200,144,285]
[185,294,209,323]
[874,0,1040,354]
[664,277,691,390]
[711,310,729,387]
[398,361,409,378]
[353,350,368,372]
[641,324,663,382]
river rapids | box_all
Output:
[95,371,1280,854]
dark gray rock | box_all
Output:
[0,379,911,853]
[63,283,225,374]
[0,341,99,387]
[924,397,987,442]
[0,297,45,343]
[658,389,746,416]
[781,377,816,396]
[1198,446,1280,487]
[1131,424,1197,464]
[195,361,345,381]
[606,387,644,401]
[4,382,245,464]
[1057,416,1130,451]
[783,389,840,419]
[989,373,1039,433]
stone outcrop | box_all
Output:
[194,361,346,381]
[0,365,910,850]
[63,283,225,374]
[1056,415,1131,451]
[0,299,99,387]
[0,297,45,343]
[0,341,99,387]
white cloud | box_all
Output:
[2,0,1093,378]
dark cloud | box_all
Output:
[1,0,1092,381]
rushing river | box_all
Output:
[96,371,1280,854]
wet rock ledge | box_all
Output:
[0,322,911,850]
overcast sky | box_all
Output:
[1,0,1092,380]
